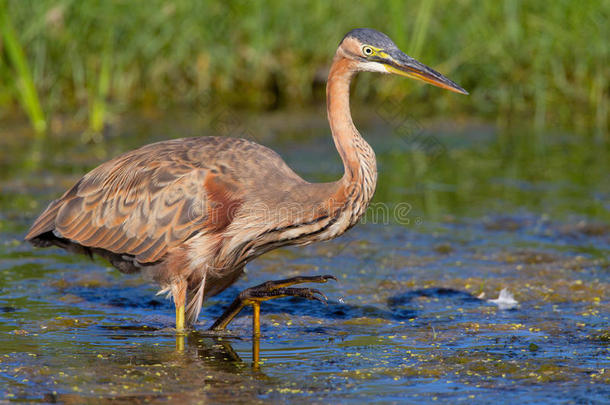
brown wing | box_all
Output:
[26,138,216,263]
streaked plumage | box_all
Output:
[26,28,466,330]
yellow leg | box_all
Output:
[172,278,187,333]
[252,334,260,370]
[252,301,261,337]
[176,303,185,332]
[252,301,261,369]
[209,274,336,334]
[176,333,185,352]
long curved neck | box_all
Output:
[326,54,377,207]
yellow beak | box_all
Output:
[382,50,468,95]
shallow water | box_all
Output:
[0,111,608,403]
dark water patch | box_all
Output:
[99,325,161,332]
[387,287,483,321]
[68,285,172,311]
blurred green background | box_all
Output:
[0,0,608,138]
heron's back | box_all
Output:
[25,136,308,267]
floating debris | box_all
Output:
[488,288,519,310]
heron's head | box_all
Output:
[338,28,467,95]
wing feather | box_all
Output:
[25,136,297,265]
[26,139,217,263]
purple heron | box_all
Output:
[25,28,467,336]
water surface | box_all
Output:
[0,111,608,403]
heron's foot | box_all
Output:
[209,274,336,336]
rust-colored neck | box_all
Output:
[326,54,377,205]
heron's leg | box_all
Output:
[172,278,187,332]
[209,275,336,336]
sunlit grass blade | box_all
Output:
[0,0,46,136]
[409,0,435,57]
[88,31,113,135]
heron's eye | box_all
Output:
[363,46,373,56]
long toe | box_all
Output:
[279,287,328,302]
[252,274,337,292]
[249,287,328,303]
[209,275,336,333]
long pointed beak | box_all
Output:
[383,50,468,95]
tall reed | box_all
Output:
[0,0,46,136]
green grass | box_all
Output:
[0,0,608,136]
[0,0,46,135]
[87,28,112,134]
